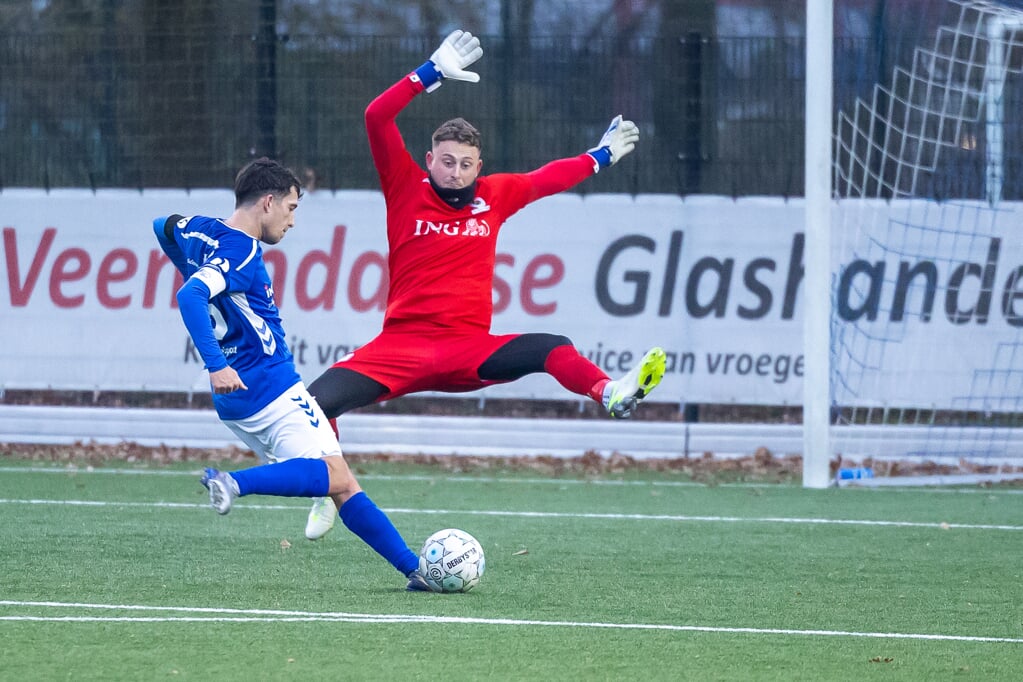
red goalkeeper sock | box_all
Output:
[543,345,609,401]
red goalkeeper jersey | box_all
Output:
[365,74,596,332]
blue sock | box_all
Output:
[231,458,330,498]
[340,492,419,575]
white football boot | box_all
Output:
[305,496,337,540]
[200,468,240,515]
[602,347,667,419]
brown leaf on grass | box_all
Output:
[280,539,291,550]
[869,657,894,663]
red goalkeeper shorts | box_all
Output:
[330,325,521,400]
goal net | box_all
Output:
[829,0,1023,486]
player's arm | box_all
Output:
[365,30,482,187]
[152,215,189,277]
[513,116,641,204]
[175,261,248,394]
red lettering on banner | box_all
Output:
[143,251,184,309]
[97,248,138,309]
[262,249,288,305]
[296,225,345,310]
[50,247,90,308]
[3,225,566,316]
[4,226,56,306]
[492,253,514,313]
[520,254,563,316]
[348,249,387,312]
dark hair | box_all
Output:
[432,118,481,151]
[233,157,303,207]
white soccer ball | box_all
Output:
[418,528,485,593]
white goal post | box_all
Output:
[804,0,1023,487]
[803,0,834,488]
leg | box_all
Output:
[204,455,419,577]
[323,457,421,578]
[305,366,387,538]
[204,384,420,579]
[478,333,607,398]
[308,366,388,419]
[479,333,668,419]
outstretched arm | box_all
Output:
[365,30,483,189]
[512,115,642,205]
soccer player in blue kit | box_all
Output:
[153,157,429,590]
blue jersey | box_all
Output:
[154,215,300,420]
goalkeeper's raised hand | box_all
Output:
[414,30,483,93]
[587,115,640,172]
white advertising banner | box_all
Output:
[1,189,1020,408]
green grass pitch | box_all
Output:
[1,457,1021,680]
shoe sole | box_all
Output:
[208,479,233,515]
[305,522,335,541]
[635,348,667,399]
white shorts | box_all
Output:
[223,382,343,463]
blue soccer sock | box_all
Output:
[340,492,419,575]
[231,458,331,498]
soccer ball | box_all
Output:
[418,528,485,593]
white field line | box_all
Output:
[0,600,1020,644]
[1,465,1022,496]
[0,497,1020,531]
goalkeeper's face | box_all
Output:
[426,140,482,189]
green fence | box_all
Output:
[0,30,1015,197]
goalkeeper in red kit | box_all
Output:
[302,30,667,541]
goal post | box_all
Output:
[805,0,1023,487]
[802,0,834,488]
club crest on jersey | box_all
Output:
[413,218,491,238]
[469,197,490,214]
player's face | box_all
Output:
[260,187,300,245]
[426,140,482,189]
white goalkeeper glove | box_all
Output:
[413,30,483,93]
[587,115,640,172]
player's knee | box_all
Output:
[545,334,573,351]
[322,455,362,497]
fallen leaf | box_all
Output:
[280,539,291,550]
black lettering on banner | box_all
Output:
[184,337,200,364]
[838,260,885,321]
[705,352,803,384]
[781,233,804,320]
[892,261,938,322]
[1002,266,1023,327]
[945,238,999,324]
[658,230,684,316]
[738,258,775,319]
[595,235,655,316]
[686,256,733,318]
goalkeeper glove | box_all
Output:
[587,115,640,172]
[413,30,483,93]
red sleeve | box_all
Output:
[523,154,596,200]
[491,154,596,218]
[365,75,426,195]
